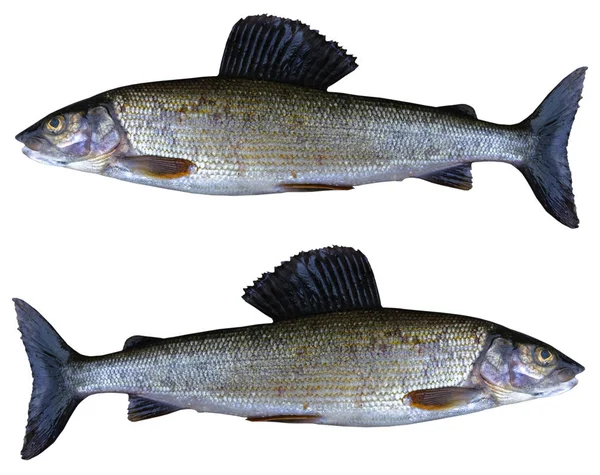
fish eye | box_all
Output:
[535,347,556,366]
[45,115,66,134]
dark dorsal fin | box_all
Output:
[419,164,473,190]
[242,246,381,322]
[219,15,358,90]
[438,104,477,119]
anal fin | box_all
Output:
[247,415,321,423]
[419,164,473,190]
[128,396,182,422]
[403,387,482,410]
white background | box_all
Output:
[1,0,597,472]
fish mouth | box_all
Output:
[16,129,63,164]
[20,136,45,152]
[20,145,67,166]
[537,361,584,396]
[532,364,583,397]
[541,377,579,397]
[554,363,584,383]
[558,375,579,389]
[528,376,579,398]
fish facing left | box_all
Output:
[15,15,586,227]
[15,247,583,459]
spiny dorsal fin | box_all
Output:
[219,15,358,90]
[127,396,182,422]
[419,164,473,190]
[242,246,381,322]
[438,104,477,119]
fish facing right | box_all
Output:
[16,247,583,459]
[16,15,586,227]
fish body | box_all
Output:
[16,15,585,227]
[70,309,493,427]
[101,77,531,196]
[16,247,583,459]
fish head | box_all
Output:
[16,100,123,174]
[479,330,584,404]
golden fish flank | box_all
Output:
[16,15,585,227]
[16,247,583,459]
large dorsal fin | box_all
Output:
[219,15,358,90]
[242,246,381,322]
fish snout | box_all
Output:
[16,122,43,145]
[563,353,585,375]
[16,124,50,154]
[573,360,585,375]
[15,128,28,143]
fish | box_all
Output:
[15,15,585,228]
[15,246,583,459]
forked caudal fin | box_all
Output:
[519,67,586,228]
[14,299,84,460]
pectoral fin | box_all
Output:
[247,415,322,423]
[403,387,482,410]
[115,156,197,179]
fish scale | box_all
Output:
[108,77,531,194]
[67,310,490,426]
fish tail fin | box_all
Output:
[518,67,586,228]
[15,298,84,460]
